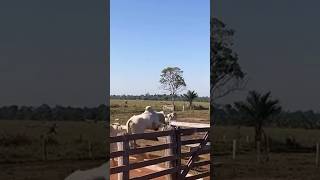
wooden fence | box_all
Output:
[110,127,210,180]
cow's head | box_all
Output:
[167,112,177,121]
[145,106,153,112]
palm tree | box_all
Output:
[183,90,198,110]
[234,91,281,144]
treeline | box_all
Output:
[110,94,209,102]
[214,104,320,129]
[0,104,108,121]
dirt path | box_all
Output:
[170,120,210,128]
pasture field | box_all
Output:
[212,125,320,180]
[110,99,210,124]
[0,120,106,179]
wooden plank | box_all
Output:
[179,128,210,136]
[123,138,130,179]
[185,142,210,148]
[128,130,175,140]
[110,135,125,143]
[117,139,124,180]
[164,127,177,180]
[185,172,210,180]
[110,127,210,143]
[130,156,177,170]
[181,132,209,178]
[130,167,179,180]
[110,150,125,158]
[181,139,204,146]
[181,160,211,170]
[176,128,182,179]
[110,130,174,143]
[193,160,211,167]
[129,143,175,155]
[170,121,210,129]
[110,165,127,175]
[112,144,176,158]
[181,147,210,158]
[118,135,130,180]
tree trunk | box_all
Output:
[189,101,192,110]
[172,95,175,106]
[255,125,261,143]
[261,128,269,162]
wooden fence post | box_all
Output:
[266,136,270,161]
[117,140,123,180]
[257,141,261,163]
[165,127,177,180]
[42,136,47,161]
[118,133,130,180]
[176,127,181,179]
[316,142,319,167]
[88,141,93,159]
[232,139,236,160]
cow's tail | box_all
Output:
[126,117,135,148]
[126,117,132,135]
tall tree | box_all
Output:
[160,67,186,106]
[211,17,246,127]
[211,17,246,101]
[234,91,281,144]
[183,90,198,109]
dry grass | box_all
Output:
[0,120,106,162]
[212,125,320,180]
[110,99,209,124]
[0,119,107,179]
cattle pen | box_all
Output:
[110,126,210,180]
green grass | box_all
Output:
[0,120,106,162]
[110,99,210,124]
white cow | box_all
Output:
[165,112,177,124]
[110,123,126,166]
[64,162,108,180]
[126,106,167,148]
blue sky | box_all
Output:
[110,0,209,97]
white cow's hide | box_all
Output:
[64,162,109,180]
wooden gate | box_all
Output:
[110,126,210,180]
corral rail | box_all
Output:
[110,127,210,180]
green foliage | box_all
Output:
[183,90,198,109]
[110,94,209,102]
[159,67,186,104]
[234,91,282,142]
[211,18,246,100]
[234,91,282,125]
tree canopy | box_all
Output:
[211,18,246,100]
[160,67,186,105]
